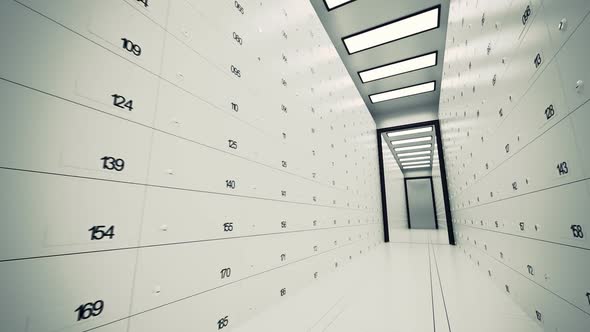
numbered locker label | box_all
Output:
[123,0,171,27]
[0,169,144,261]
[0,79,152,182]
[74,55,160,126]
[0,251,136,332]
[130,240,248,314]
[87,0,165,71]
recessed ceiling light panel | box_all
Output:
[401,160,431,166]
[399,156,430,162]
[391,136,431,146]
[370,81,436,103]
[403,164,431,169]
[387,126,432,138]
[394,144,432,152]
[359,52,437,83]
[397,150,431,157]
[324,0,355,11]
[342,6,440,54]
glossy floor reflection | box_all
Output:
[236,239,541,332]
[388,228,450,245]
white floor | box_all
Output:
[388,228,450,245]
[236,232,542,332]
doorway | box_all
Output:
[376,120,455,244]
[405,177,437,229]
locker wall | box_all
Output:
[439,0,590,330]
[432,166,447,230]
[382,142,408,231]
[0,1,383,331]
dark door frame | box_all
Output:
[376,119,455,245]
[404,176,438,229]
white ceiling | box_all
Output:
[310,0,450,128]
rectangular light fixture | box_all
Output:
[342,6,440,54]
[324,0,355,10]
[403,164,431,169]
[387,126,432,138]
[397,150,431,157]
[394,144,431,152]
[391,136,431,146]
[370,81,435,103]
[401,160,430,166]
[359,52,437,83]
[399,156,430,162]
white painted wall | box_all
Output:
[0,1,383,331]
[431,164,447,230]
[382,142,408,233]
[440,0,590,330]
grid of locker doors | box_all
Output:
[0,0,385,331]
[438,0,590,330]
